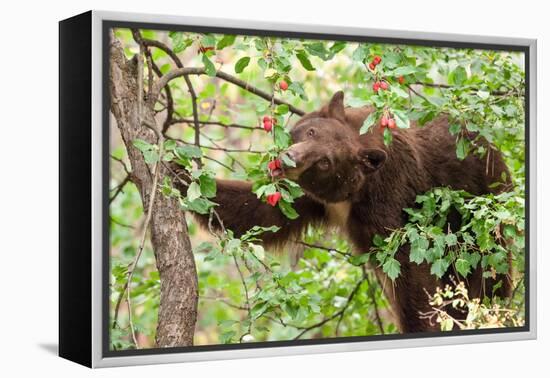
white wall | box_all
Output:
[0,0,546,376]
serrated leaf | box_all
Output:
[273,125,291,149]
[455,258,471,278]
[383,258,401,281]
[430,258,450,278]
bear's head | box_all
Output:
[278,91,387,203]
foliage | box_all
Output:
[423,281,525,331]
[371,186,525,282]
[109,28,526,349]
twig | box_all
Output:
[364,270,385,334]
[296,240,352,258]
[168,117,261,131]
[109,174,132,204]
[293,278,365,340]
[151,67,305,116]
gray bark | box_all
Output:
[109,32,198,347]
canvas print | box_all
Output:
[108,26,526,351]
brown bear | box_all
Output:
[178,91,512,333]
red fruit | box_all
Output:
[267,159,282,171]
[368,62,376,70]
[380,81,389,90]
[263,119,273,132]
[388,118,397,129]
[373,81,381,92]
[263,115,270,123]
[380,115,389,127]
[266,192,282,206]
[398,76,405,84]
[279,80,289,91]
[373,55,382,65]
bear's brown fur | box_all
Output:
[178,91,512,333]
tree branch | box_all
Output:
[152,67,305,116]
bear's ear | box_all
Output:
[327,91,346,123]
[359,148,387,172]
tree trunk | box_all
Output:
[109,32,198,347]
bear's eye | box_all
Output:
[317,157,330,170]
[307,128,315,137]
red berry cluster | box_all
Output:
[279,80,288,91]
[373,80,389,93]
[262,115,277,132]
[380,113,397,130]
[267,158,282,173]
[368,55,382,70]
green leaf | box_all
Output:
[449,66,467,86]
[275,104,289,115]
[288,82,308,100]
[175,145,202,159]
[449,123,461,135]
[187,182,201,202]
[351,45,367,63]
[391,66,418,76]
[235,56,250,74]
[202,54,216,77]
[132,138,153,152]
[216,35,236,49]
[455,137,468,160]
[383,127,393,146]
[143,150,159,164]
[477,90,490,99]
[393,110,410,129]
[201,34,216,48]
[278,200,299,219]
[219,330,236,344]
[186,197,217,214]
[280,153,296,168]
[199,174,217,198]
[445,233,458,246]
[430,258,450,278]
[304,42,332,60]
[296,51,315,71]
[349,253,371,266]
[273,125,291,149]
[164,139,177,151]
[410,237,429,264]
[360,112,377,135]
[391,85,409,98]
[383,258,401,281]
[329,41,347,54]
[455,258,471,278]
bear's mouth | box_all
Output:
[270,167,284,179]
